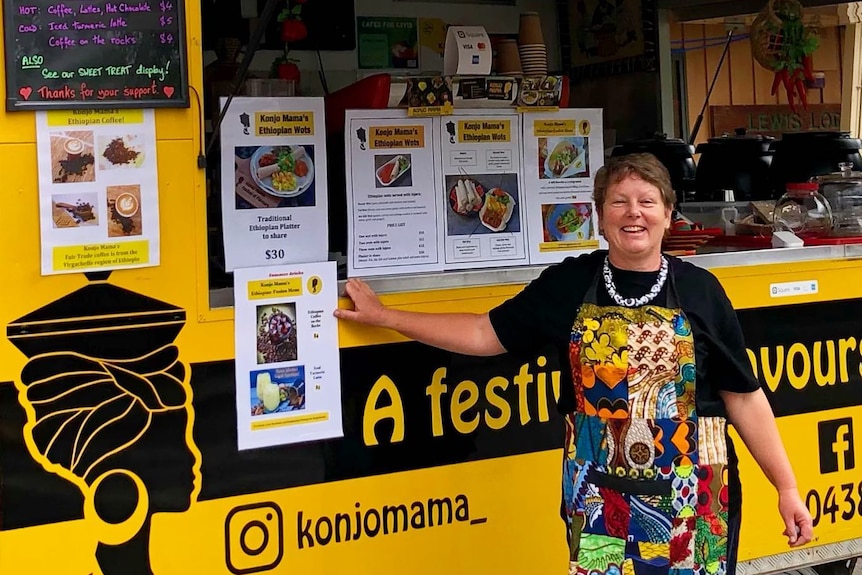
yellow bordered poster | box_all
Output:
[35,108,159,275]
[233,260,342,449]
[521,108,606,265]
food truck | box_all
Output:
[1,0,862,574]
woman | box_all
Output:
[335,153,813,574]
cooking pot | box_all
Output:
[694,128,774,201]
[769,131,862,198]
[611,133,696,202]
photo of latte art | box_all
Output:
[107,185,143,237]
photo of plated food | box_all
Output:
[445,173,520,236]
[517,75,563,108]
[51,192,98,229]
[234,145,317,209]
[374,154,412,188]
[480,188,517,232]
[256,303,298,365]
[250,366,306,417]
[252,145,315,197]
[106,185,143,237]
[541,202,594,243]
[449,177,484,216]
[520,90,539,105]
[538,136,590,179]
[50,130,95,183]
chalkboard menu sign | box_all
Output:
[3,0,189,110]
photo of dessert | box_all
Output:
[51,192,98,228]
[106,184,142,237]
[50,131,95,183]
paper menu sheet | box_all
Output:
[439,112,528,269]
[346,110,443,277]
[521,109,606,265]
[219,97,329,272]
[233,261,343,450]
[35,108,160,276]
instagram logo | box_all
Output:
[224,502,284,574]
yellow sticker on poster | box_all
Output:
[369,125,426,148]
[457,119,511,143]
[52,240,149,271]
[533,119,577,137]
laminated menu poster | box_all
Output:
[35,108,160,275]
[219,97,328,271]
[521,108,606,265]
[233,261,342,449]
[439,111,528,269]
[346,110,443,277]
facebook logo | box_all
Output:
[818,418,855,474]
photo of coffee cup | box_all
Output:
[51,131,95,184]
[64,137,85,158]
[115,192,139,217]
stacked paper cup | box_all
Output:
[518,12,547,76]
[496,39,522,76]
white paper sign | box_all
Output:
[346,110,443,277]
[36,109,160,275]
[439,111,528,268]
[233,261,342,450]
[443,26,492,76]
[521,109,606,265]
[220,97,328,271]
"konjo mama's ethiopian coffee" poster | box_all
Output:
[36,108,160,275]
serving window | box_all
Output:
[198,1,862,313]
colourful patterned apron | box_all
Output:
[563,268,730,575]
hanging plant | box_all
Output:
[269,55,300,81]
[751,0,819,111]
[277,0,308,44]
[269,0,307,81]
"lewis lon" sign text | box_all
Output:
[710,104,842,139]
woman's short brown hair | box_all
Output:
[593,152,676,211]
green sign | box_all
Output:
[357,17,419,70]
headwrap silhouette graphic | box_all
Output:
[23,346,186,484]
[7,279,202,575]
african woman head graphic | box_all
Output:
[7,280,201,575]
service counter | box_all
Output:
[208,243,855,308]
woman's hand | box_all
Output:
[333,278,505,356]
[721,389,816,548]
[334,278,388,327]
[778,488,814,547]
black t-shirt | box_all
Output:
[488,250,757,526]
[489,250,761,417]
